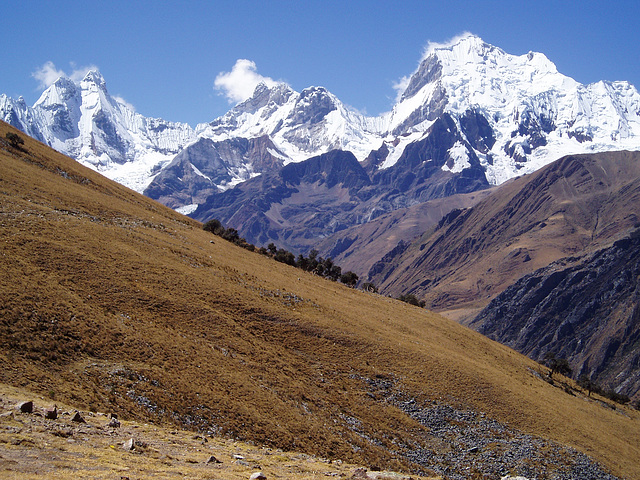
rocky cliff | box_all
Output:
[471,232,640,400]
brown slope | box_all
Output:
[1,122,639,479]
[368,151,640,313]
[314,188,495,277]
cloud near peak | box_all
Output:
[32,61,100,90]
[214,59,279,104]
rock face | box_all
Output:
[143,135,285,211]
[471,232,640,399]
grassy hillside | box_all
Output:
[1,121,639,479]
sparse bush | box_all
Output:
[362,282,378,293]
[543,352,572,379]
[203,218,224,235]
[340,271,358,287]
[578,374,595,397]
[397,294,425,308]
[604,390,630,405]
[5,131,24,149]
[202,218,354,283]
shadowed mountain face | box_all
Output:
[191,116,490,254]
[471,232,640,400]
[367,151,640,311]
[143,135,285,210]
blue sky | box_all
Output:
[2,0,639,127]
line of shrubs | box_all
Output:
[543,353,637,408]
[203,218,367,288]
[577,374,634,407]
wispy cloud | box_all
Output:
[421,31,476,59]
[392,75,411,102]
[214,59,278,104]
[31,61,100,90]
[32,61,66,90]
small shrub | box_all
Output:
[340,271,358,287]
[5,131,24,149]
[397,294,425,308]
[362,282,378,293]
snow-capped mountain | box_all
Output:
[1,71,196,192]
[196,82,384,162]
[3,33,640,201]
[381,34,640,184]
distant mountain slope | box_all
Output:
[312,188,496,276]
[367,151,640,310]
[191,121,490,254]
[2,120,639,479]
[0,71,196,192]
[471,232,640,400]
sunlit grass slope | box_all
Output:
[0,121,638,478]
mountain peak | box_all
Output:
[235,81,294,115]
[34,75,79,108]
[81,70,107,90]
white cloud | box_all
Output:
[390,32,476,103]
[214,59,278,104]
[31,61,101,90]
[421,31,476,60]
[392,75,410,102]
[113,95,136,112]
[68,62,100,83]
[32,61,66,90]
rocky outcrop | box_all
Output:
[471,232,640,399]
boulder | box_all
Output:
[44,405,58,420]
[16,400,33,413]
[71,411,86,423]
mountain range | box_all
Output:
[3,34,640,212]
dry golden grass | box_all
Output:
[0,121,639,478]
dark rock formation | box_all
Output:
[471,231,640,399]
[145,136,285,209]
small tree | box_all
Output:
[340,271,359,287]
[203,218,224,235]
[578,374,595,397]
[544,352,572,379]
[397,294,426,308]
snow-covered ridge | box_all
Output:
[197,82,384,163]
[2,33,640,197]
[2,71,196,192]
